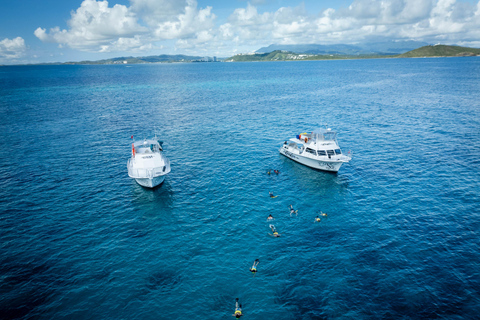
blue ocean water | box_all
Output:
[1,58,479,319]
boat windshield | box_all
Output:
[312,129,337,141]
[323,131,336,141]
[135,140,161,153]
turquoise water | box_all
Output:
[1,58,480,319]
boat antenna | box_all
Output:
[155,126,163,142]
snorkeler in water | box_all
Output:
[232,298,243,318]
[269,224,281,237]
[315,216,321,223]
[267,214,274,220]
[269,191,278,198]
[320,211,328,217]
[289,204,298,216]
[249,259,259,273]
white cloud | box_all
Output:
[34,28,49,41]
[33,0,480,57]
[99,35,154,52]
[217,0,480,49]
[229,3,271,26]
[35,0,216,53]
[151,1,216,40]
[0,37,27,61]
[35,0,147,51]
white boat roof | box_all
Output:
[133,138,161,147]
[312,128,336,134]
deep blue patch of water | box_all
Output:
[1,58,480,319]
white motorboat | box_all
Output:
[279,127,351,172]
[127,135,171,188]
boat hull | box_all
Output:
[134,175,166,188]
[279,147,344,172]
[127,155,170,188]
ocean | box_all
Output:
[1,58,479,319]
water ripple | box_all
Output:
[1,59,480,319]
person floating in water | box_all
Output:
[250,259,259,274]
[315,211,327,222]
[289,204,298,216]
[269,191,277,198]
[274,169,280,174]
[269,224,281,237]
[232,298,243,318]
[267,214,274,220]
[267,169,271,175]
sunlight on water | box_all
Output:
[1,58,480,319]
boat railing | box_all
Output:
[156,158,171,175]
[127,158,170,179]
[128,166,154,179]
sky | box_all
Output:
[1,0,480,64]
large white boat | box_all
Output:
[279,127,351,172]
[127,135,171,188]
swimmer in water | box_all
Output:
[315,216,321,223]
[267,169,271,175]
[269,224,281,237]
[289,204,298,216]
[320,211,328,217]
[269,191,276,198]
[274,169,279,174]
[267,214,274,220]
[249,259,259,273]
[232,298,243,318]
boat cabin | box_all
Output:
[311,128,337,143]
[134,139,163,154]
[286,128,344,159]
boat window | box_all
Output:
[305,148,316,155]
[327,150,335,156]
[317,150,327,156]
[324,132,336,140]
[335,149,342,155]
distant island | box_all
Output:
[225,45,480,62]
[33,54,222,66]
[255,41,429,56]
[397,45,480,58]
[6,44,479,66]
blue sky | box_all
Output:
[1,0,479,64]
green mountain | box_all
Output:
[256,41,429,55]
[57,54,209,65]
[226,50,386,62]
[225,50,302,62]
[398,45,480,58]
[32,45,480,66]
[226,45,480,62]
